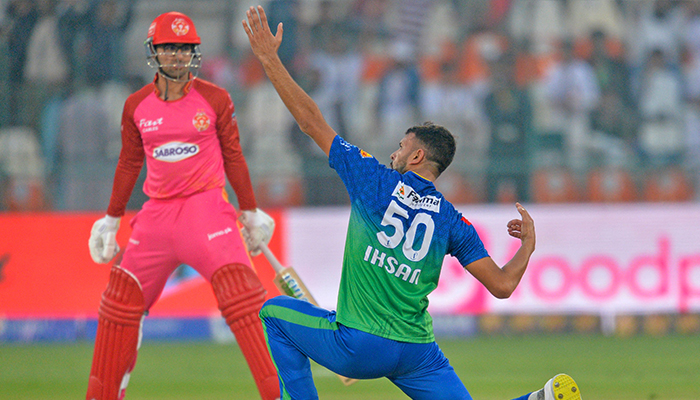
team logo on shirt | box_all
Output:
[192,111,211,132]
[171,18,190,36]
[392,181,441,212]
[153,141,200,162]
[359,148,373,158]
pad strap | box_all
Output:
[212,264,280,400]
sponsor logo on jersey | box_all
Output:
[207,226,233,241]
[153,141,199,162]
[391,181,441,212]
[171,18,190,36]
[192,110,211,132]
[139,117,164,133]
[359,148,373,158]
[339,137,352,151]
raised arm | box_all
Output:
[242,5,336,156]
[465,203,536,299]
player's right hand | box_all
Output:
[88,215,121,264]
[239,208,275,257]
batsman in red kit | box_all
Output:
[85,11,280,400]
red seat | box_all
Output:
[530,167,579,203]
[434,171,484,204]
[586,167,638,202]
[643,168,694,202]
[4,178,47,211]
[254,175,305,208]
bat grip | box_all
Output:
[258,242,285,273]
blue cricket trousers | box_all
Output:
[259,295,472,400]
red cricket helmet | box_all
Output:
[144,11,202,82]
[147,11,201,45]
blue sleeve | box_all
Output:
[448,212,489,266]
[328,135,396,204]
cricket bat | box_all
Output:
[258,242,358,386]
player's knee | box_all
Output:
[100,266,146,323]
[259,296,280,319]
[260,295,299,322]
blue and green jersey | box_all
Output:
[329,135,489,343]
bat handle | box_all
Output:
[258,242,285,273]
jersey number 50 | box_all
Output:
[377,200,434,262]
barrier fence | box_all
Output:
[1,204,699,341]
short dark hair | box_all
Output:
[405,122,455,176]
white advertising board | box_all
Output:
[286,204,700,315]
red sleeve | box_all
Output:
[106,88,148,217]
[197,80,257,211]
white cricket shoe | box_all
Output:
[528,373,581,400]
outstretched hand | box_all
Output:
[507,202,535,250]
[242,5,283,64]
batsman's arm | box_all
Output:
[242,5,336,157]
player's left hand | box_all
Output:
[507,202,535,251]
[239,208,275,256]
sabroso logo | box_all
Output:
[153,142,199,162]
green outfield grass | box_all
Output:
[2,334,699,399]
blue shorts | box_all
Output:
[260,295,471,400]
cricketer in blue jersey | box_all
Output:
[243,6,582,400]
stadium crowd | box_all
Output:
[1,0,699,211]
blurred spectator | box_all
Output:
[0,126,46,211]
[628,0,684,69]
[483,51,533,203]
[375,41,421,164]
[636,48,684,167]
[566,0,625,40]
[508,0,564,56]
[588,90,638,168]
[22,0,69,132]
[681,0,700,66]
[51,85,118,210]
[587,29,638,168]
[683,94,700,200]
[306,8,362,144]
[265,0,301,79]
[389,0,432,59]
[3,0,37,126]
[0,0,698,208]
[589,29,634,107]
[58,0,135,87]
[56,0,90,86]
[683,19,700,200]
[420,57,489,174]
[352,0,391,49]
[544,38,600,172]
[84,0,134,85]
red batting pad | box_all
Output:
[212,264,279,400]
[86,266,145,400]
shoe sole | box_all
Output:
[550,374,581,400]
